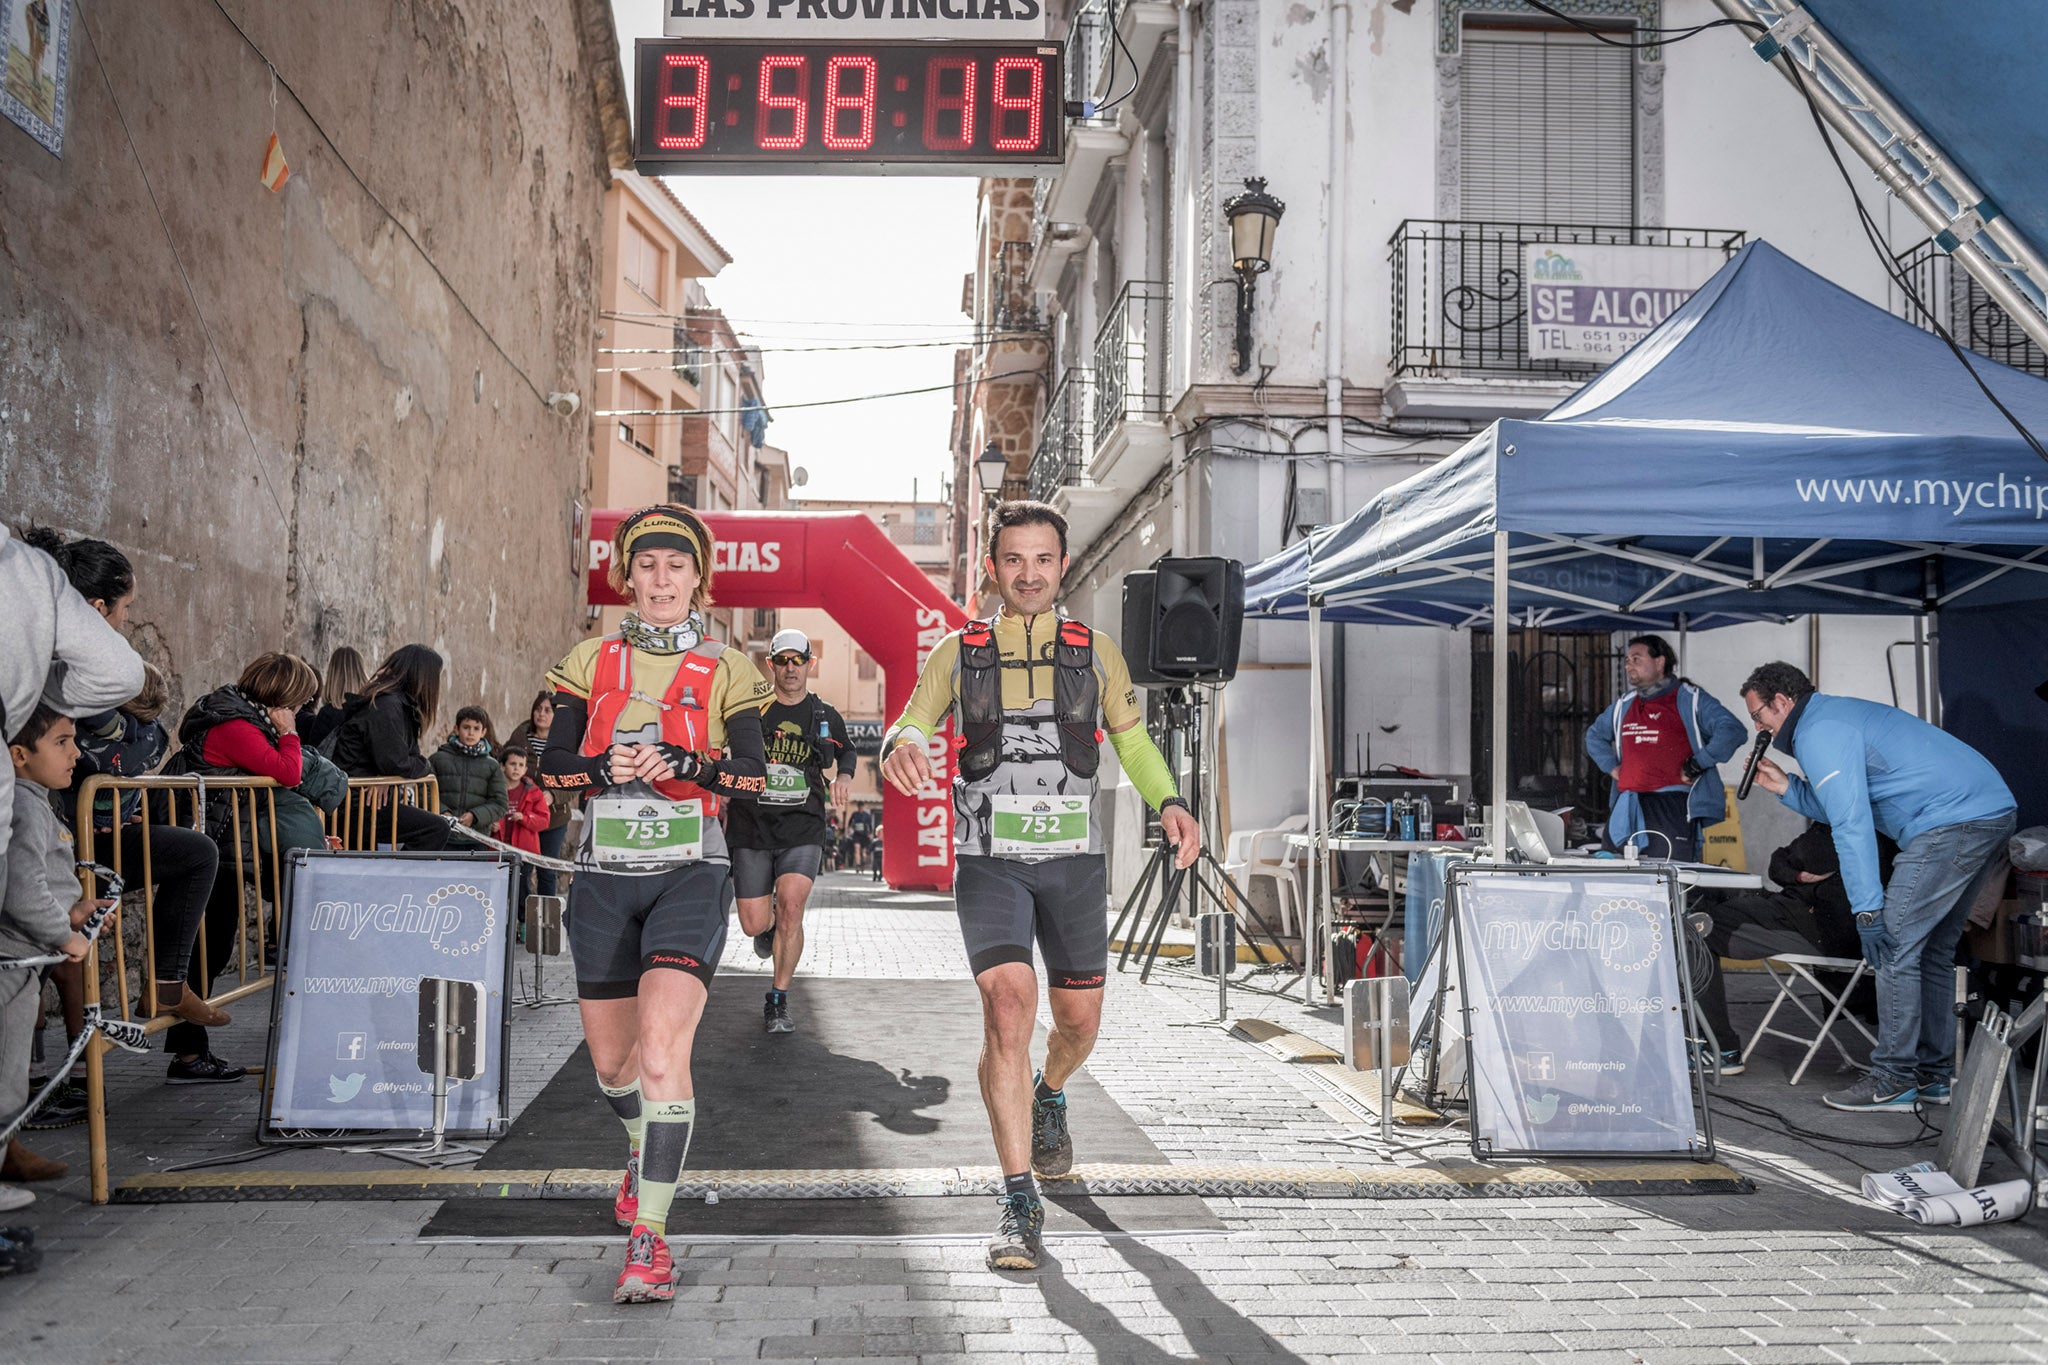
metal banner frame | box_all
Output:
[1445,860,1717,1163]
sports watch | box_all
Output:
[1854,911,1881,929]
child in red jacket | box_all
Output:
[495,750,551,921]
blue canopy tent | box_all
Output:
[1246,241,2048,997]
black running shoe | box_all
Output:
[752,927,775,959]
[986,1192,1045,1270]
[765,997,793,1035]
[166,1053,248,1085]
[1031,1091,1072,1177]
[23,1079,86,1130]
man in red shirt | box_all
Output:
[1585,635,1746,861]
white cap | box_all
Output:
[769,627,812,660]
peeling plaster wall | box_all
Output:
[0,0,608,730]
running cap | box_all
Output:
[619,509,704,563]
[769,627,812,661]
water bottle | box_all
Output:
[1417,793,1434,841]
[1396,797,1417,842]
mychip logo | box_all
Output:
[306,883,497,959]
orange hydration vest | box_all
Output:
[579,635,725,813]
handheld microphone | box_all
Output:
[1735,729,1774,800]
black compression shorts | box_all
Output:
[952,853,1109,989]
[568,862,732,997]
[731,843,825,899]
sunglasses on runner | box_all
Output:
[770,653,808,667]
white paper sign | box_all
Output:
[663,0,1050,43]
[1525,243,1729,363]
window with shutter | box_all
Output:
[1460,26,1636,226]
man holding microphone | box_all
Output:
[1739,661,2015,1113]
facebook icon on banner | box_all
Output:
[336,1032,368,1062]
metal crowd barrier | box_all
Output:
[72,772,439,1203]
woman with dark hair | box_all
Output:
[165,651,344,1082]
[298,645,367,750]
[502,691,571,897]
[539,504,770,1303]
[330,644,449,851]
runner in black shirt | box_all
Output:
[727,629,856,1034]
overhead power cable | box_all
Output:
[1516,0,2048,469]
[596,367,1044,419]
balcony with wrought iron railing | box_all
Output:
[1030,368,1095,503]
[1893,237,2048,380]
[1033,0,1128,236]
[1089,279,1171,490]
[1387,220,1745,418]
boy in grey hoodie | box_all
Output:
[4,707,100,1174]
[0,523,143,911]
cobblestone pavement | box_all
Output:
[4,871,2045,1363]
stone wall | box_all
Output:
[0,0,620,730]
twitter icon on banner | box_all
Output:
[327,1073,366,1104]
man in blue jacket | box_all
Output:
[1585,635,1746,861]
[1742,661,2015,1114]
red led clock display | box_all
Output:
[633,39,1063,171]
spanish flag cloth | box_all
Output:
[260,132,290,192]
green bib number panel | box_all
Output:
[591,797,704,865]
[990,795,1090,857]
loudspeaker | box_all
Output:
[1122,556,1244,685]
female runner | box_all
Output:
[538,505,769,1303]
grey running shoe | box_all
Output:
[765,997,794,1034]
[1915,1078,1952,1106]
[752,926,775,959]
[1823,1074,1918,1112]
[1031,1091,1072,1176]
[986,1192,1045,1270]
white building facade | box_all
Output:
[995,0,2013,886]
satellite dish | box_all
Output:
[792,467,810,487]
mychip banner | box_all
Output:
[265,852,514,1138]
[1450,864,1701,1156]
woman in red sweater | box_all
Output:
[165,653,321,1083]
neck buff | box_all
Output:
[451,736,494,758]
[621,610,705,656]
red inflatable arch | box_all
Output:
[589,509,966,890]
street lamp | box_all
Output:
[1223,177,1286,375]
[976,441,1009,503]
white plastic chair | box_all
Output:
[1740,953,1876,1084]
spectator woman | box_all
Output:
[503,692,571,896]
[330,644,449,851]
[431,706,509,836]
[165,652,337,1082]
[298,646,366,751]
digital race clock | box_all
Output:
[632,39,1064,174]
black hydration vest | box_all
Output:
[955,616,1101,783]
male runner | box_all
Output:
[881,500,1199,1271]
[727,628,855,1034]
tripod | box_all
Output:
[1109,686,1295,985]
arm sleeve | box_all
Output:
[884,635,959,752]
[1585,704,1618,775]
[471,761,509,831]
[1107,723,1182,813]
[698,710,766,798]
[538,693,611,792]
[1695,689,1748,765]
[43,583,144,717]
[1786,722,1883,913]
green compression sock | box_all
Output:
[635,1099,697,1236]
[599,1078,645,1152]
